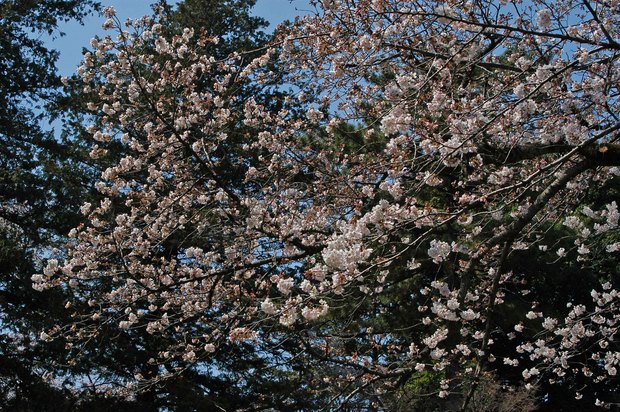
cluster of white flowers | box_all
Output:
[536,8,552,30]
[428,240,451,264]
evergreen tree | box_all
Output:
[0,0,100,408]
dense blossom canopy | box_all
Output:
[35,0,619,408]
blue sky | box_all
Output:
[47,0,311,76]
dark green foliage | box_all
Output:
[0,1,102,409]
[171,0,269,57]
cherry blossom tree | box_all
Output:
[37,2,321,408]
[36,0,619,409]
